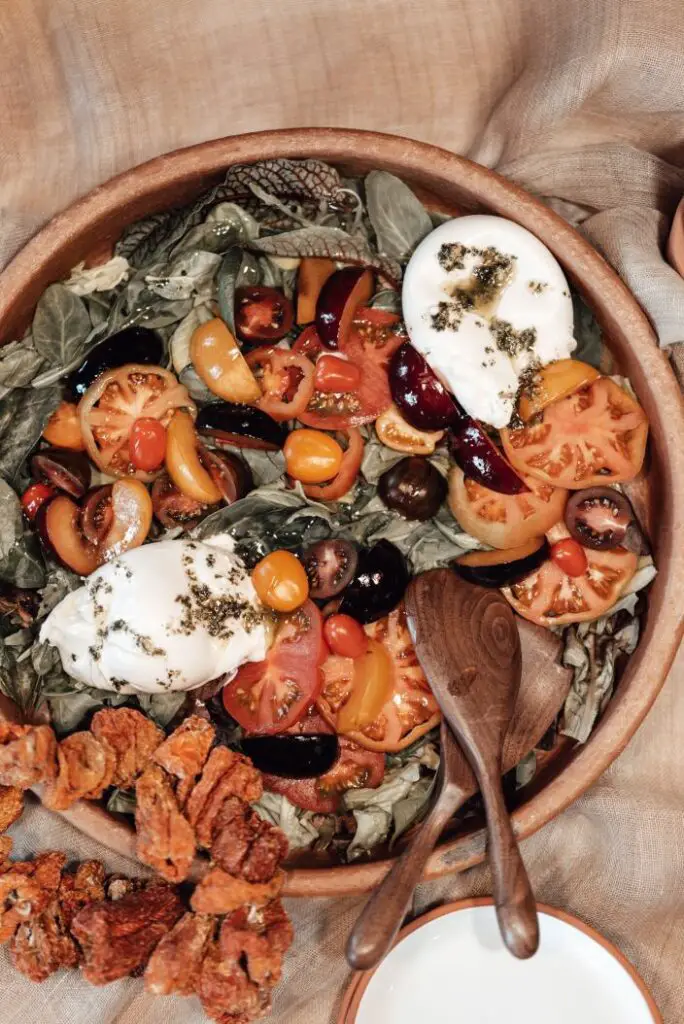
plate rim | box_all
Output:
[338,897,663,1024]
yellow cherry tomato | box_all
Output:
[518,359,600,422]
[284,429,344,484]
[190,317,261,404]
[337,639,394,734]
[252,550,310,612]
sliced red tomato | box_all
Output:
[302,428,364,501]
[501,378,649,489]
[294,310,405,430]
[262,711,385,812]
[502,545,638,626]
[222,600,324,734]
[245,347,315,422]
[317,605,441,752]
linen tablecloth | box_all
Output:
[2,0,684,1020]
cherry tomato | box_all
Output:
[323,614,367,658]
[130,417,167,472]
[245,347,315,422]
[252,550,309,612]
[284,429,343,484]
[222,601,324,734]
[235,286,294,344]
[302,428,364,501]
[314,354,361,394]
[550,537,589,577]
[43,401,85,451]
[21,482,56,521]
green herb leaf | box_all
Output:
[145,250,221,302]
[0,385,62,483]
[173,203,260,255]
[217,247,260,335]
[107,788,137,815]
[0,339,45,389]
[136,690,186,727]
[65,257,131,296]
[170,304,215,374]
[179,365,217,403]
[365,171,433,260]
[32,284,92,368]
[250,227,402,284]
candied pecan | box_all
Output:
[191,868,284,916]
[153,715,215,807]
[10,898,78,981]
[135,764,196,882]
[198,939,268,1024]
[0,836,12,867]
[219,908,291,988]
[226,899,293,959]
[91,708,164,789]
[42,732,116,811]
[186,748,263,848]
[211,801,288,884]
[106,876,145,902]
[144,911,216,996]
[0,785,23,833]
[0,851,65,942]
[58,860,106,927]
[0,723,57,788]
[70,882,183,985]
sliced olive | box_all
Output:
[452,538,549,588]
[338,540,409,624]
[201,448,254,504]
[378,457,447,521]
[196,403,286,451]
[151,472,211,530]
[564,487,646,553]
[67,326,163,399]
[81,486,114,545]
[301,539,358,600]
[31,449,91,499]
[241,734,339,778]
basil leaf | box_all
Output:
[0,339,45,388]
[32,284,91,368]
[217,247,260,334]
[365,171,433,260]
[0,480,23,565]
[368,289,402,315]
[136,690,186,727]
[145,250,221,302]
[170,305,215,374]
[0,385,62,483]
[179,364,216,403]
[251,227,402,283]
[2,531,46,589]
[37,566,81,620]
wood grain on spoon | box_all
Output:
[346,615,570,971]
[404,569,539,959]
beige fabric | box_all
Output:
[2,0,684,1020]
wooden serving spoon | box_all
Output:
[346,607,570,971]
[405,568,538,959]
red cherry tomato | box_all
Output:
[235,286,294,344]
[129,417,167,472]
[314,355,362,394]
[550,537,589,578]
[323,614,367,658]
[21,482,56,521]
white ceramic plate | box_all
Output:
[341,900,660,1024]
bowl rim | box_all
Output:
[2,128,684,898]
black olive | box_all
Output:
[338,540,409,624]
[451,538,549,588]
[378,457,447,521]
[564,486,647,553]
[301,539,358,600]
[241,734,339,778]
[196,402,287,451]
[67,326,163,399]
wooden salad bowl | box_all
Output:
[1,129,683,898]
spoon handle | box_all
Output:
[479,763,539,959]
[346,782,469,971]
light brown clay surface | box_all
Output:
[2,129,683,897]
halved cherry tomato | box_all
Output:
[448,465,569,549]
[501,378,648,489]
[21,483,56,521]
[130,417,167,472]
[79,364,196,480]
[190,318,261,403]
[503,545,638,626]
[550,537,588,577]
[43,402,85,451]
[246,347,315,422]
[235,286,294,345]
[262,712,385,812]
[314,354,361,394]
[518,359,600,422]
[294,310,404,430]
[375,403,444,455]
[302,428,364,501]
[252,550,310,612]
[323,614,368,659]
[222,600,324,734]
[317,605,441,752]
[284,429,344,484]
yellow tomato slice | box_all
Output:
[518,359,600,422]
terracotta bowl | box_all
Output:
[2,129,684,898]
